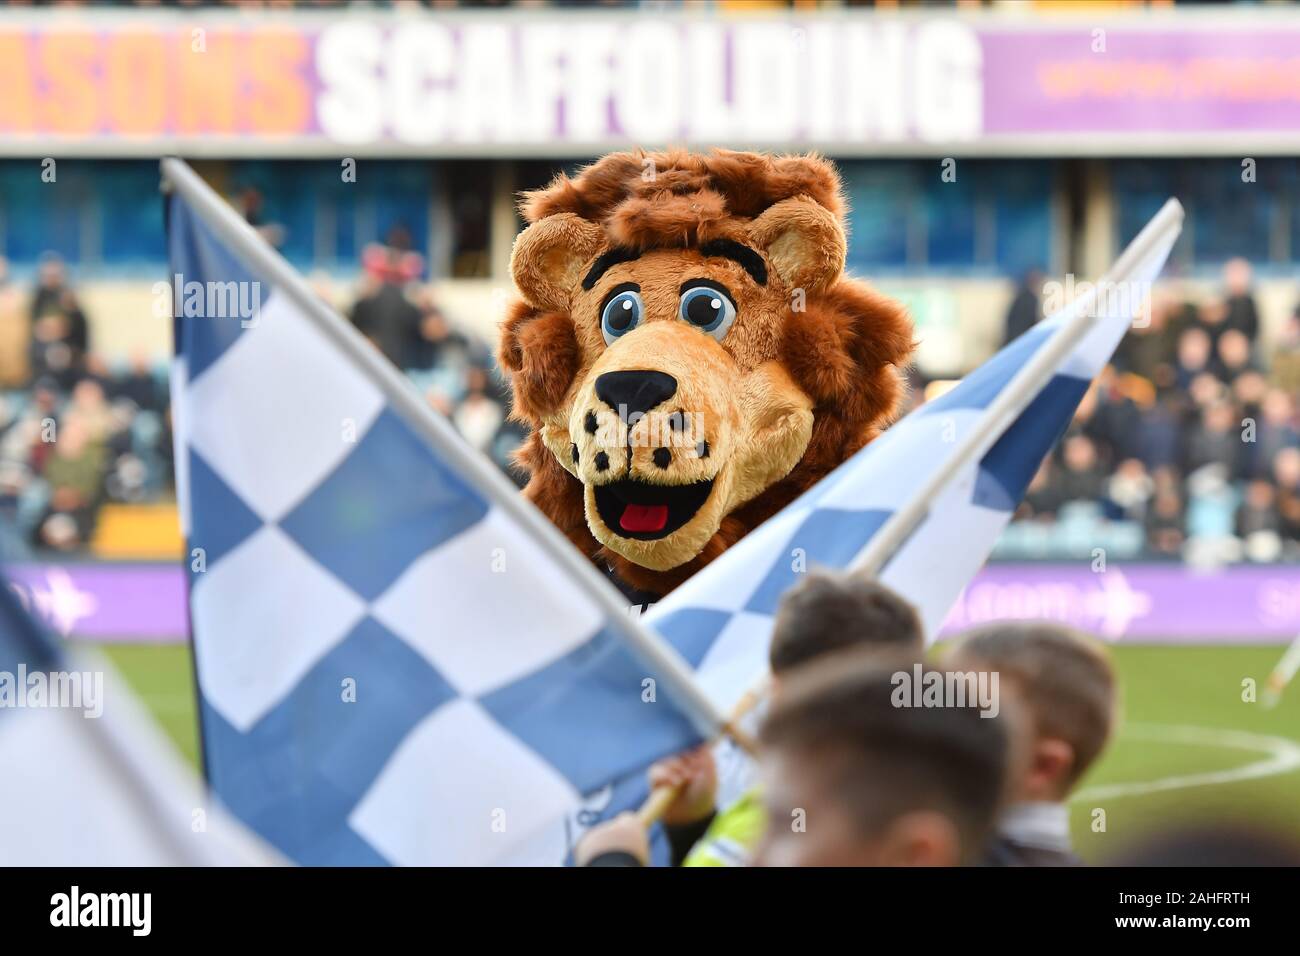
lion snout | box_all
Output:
[593,369,678,422]
[568,396,714,485]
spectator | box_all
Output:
[1115,292,1176,383]
[1236,479,1282,562]
[1182,400,1241,478]
[114,349,164,414]
[1216,328,1257,386]
[1232,369,1269,434]
[452,366,505,453]
[1251,388,1298,480]
[1055,434,1106,504]
[29,253,67,325]
[1146,482,1185,558]
[1134,393,1183,473]
[1002,268,1043,346]
[1184,464,1240,565]
[1222,257,1260,343]
[1106,458,1154,522]
[1193,297,1230,353]
[1173,326,1214,391]
[28,256,89,389]
[410,290,470,371]
[37,415,106,550]
[1084,368,1141,466]
[350,251,424,369]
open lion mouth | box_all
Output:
[593,477,715,540]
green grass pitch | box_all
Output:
[98,641,1300,862]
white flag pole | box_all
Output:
[849,198,1185,579]
[1262,632,1300,709]
[160,157,728,741]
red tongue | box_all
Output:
[620,503,669,533]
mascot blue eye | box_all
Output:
[678,283,737,340]
[601,288,644,345]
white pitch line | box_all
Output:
[1071,722,1300,803]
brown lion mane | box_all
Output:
[499,148,914,597]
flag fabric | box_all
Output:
[163,159,721,866]
[646,200,1185,720]
[0,571,270,865]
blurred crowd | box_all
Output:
[0,238,521,558]
[0,255,173,555]
[331,228,527,481]
[990,258,1300,565]
[3,237,1298,566]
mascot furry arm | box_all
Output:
[498,149,914,601]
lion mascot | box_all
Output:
[498,149,914,603]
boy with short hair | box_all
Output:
[576,570,925,867]
[767,566,926,673]
[943,621,1117,866]
[752,656,1012,866]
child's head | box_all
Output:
[754,655,1011,867]
[944,622,1116,802]
[768,570,923,679]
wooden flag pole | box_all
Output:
[635,681,767,829]
[636,784,684,828]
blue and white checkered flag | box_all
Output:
[163,159,723,866]
[646,200,1185,721]
[0,567,271,864]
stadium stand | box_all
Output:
[1,156,1299,563]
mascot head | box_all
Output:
[500,149,913,597]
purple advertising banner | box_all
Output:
[5,563,189,643]
[982,28,1300,137]
[4,561,1298,645]
[939,563,1300,644]
[1,11,1299,155]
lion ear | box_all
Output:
[747,196,846,294]
[510,213,606,310]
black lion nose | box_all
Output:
[595,370,678,422]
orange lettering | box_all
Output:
[176,29,237,134]
[106,31,166,135]
[40,31,99,135]
[246,30,310,134]
[0,31,36,132]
